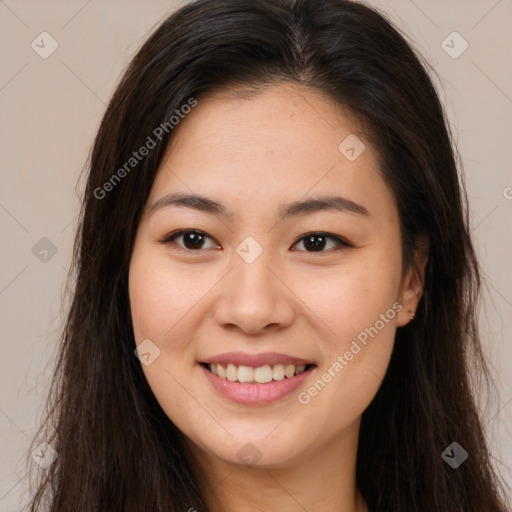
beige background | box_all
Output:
[0,0,511,509]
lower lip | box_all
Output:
[200,364,315,405]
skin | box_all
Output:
[128,83,428,512]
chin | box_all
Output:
[184,426,308,470]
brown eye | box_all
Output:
[161,230,220,251]
[292,232,350,253]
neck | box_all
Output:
[184,419,368,512]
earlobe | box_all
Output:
[396,285,421,327]
[396,235,429,327]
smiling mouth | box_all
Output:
[201,362,316,384]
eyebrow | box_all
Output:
[148,192,369,220]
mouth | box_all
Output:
[199,352,317,405]
[200,362,316,384]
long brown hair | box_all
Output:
[25,0,508,510]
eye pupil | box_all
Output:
[304,235,326,252]
[183,232,204,249]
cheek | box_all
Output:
[291,256,401,345]
[128,248,210,431]
[299,308,397,429]
[129,247,211,343]
[292,255,400,413]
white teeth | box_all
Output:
[284,365,295,378]
[226,363,238,382]
[237,365,254,382]
[208,362,310,383]
[254,365,273,383]
[272,364,285,380]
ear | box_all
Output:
[396,235,429,327]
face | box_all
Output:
[128,83,424,470]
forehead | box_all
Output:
[146,83,396,223]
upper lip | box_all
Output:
[202,352,315,367]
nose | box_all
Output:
[212,252,296,335]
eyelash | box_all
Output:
[159,229,352,254]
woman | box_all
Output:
[26,0,508,510]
